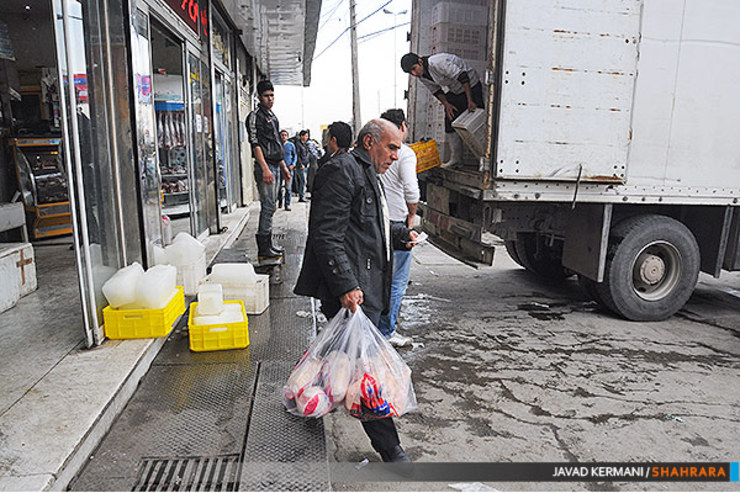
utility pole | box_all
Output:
[349,0,361,136]
[383,8,407,108]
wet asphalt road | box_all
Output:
[326,239,740,491]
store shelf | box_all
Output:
[163,204,190,216]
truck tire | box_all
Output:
[594,215,700,321]
[514,233,573,280]
[505,240,524,267]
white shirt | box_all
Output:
[379,143,420,222]
[419,53,481,95]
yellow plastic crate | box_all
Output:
[104,287,185,340]
[188,300,249,352]
[409,140,441,173]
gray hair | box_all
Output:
[357,119,392,149]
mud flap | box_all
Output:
[420,205,494,266]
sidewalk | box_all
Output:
[67,201,331,491]
[0,206,251,492]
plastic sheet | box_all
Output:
[283,308,417,420]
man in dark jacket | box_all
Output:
[294,119,417,462]
[246,80,290,261]
[291,130,310,202]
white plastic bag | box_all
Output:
[283,307,417,420]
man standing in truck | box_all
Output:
[401,52,484,168]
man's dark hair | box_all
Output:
[328,121,352,149]
[256,79,274,95]
[299,130,308,137]
[401,53,420,73]
[380,109,406,129]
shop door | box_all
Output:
[130,9,163,259]
[214,72,238,211]
[52,0,128,346]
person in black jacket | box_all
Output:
[294,119,418,463]
[246,80,290,261]
[291,130,310,202]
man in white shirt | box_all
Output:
[401,52,484,168]
[378,109,420,347]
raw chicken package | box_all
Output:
[283,307,417,420]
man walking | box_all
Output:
[295,119,418,463]
[377,109,419,347]
[291,130,310,202]
[246,80,290,261]
[401,52,484,168]
[279,129,296,211]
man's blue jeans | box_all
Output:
[254,162,280,236]
[278,167,294,207]
[378,248,412,337]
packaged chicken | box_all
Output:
[282,307,417,421]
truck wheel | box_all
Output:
[505,240,524,267]
[595,215,700,321]
[514,233,573,280]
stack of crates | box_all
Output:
[427,1,490,167]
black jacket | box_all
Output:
[294,147,410,318]
[291,137,310,169]
[246,104,283,162]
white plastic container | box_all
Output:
[176,252,207,296]
[135,264,178,309]
[102,262,145,309]
[0,251,20,313]
[201,272,269,315]
[192,308,244,326]
[209,263,257,284]
[452,107,487,158]
[197,284,224,316]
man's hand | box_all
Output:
[467,100,478,112]
[340,288,364,312]
[405,230,420,249]
[443,101,456,120]
[281,165,291,182]
[261,167,275,184]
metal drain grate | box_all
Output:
[134,455,240,491]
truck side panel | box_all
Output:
[495,0,641,182]
[628,0,740,190]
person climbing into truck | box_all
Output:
[401,52,485,168]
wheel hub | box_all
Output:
[638,254,665,285]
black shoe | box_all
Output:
[298,198,307,203]
[278,199,283,209]
[379,445,411,463]
[285,206,291,211]
[256,233,283,261]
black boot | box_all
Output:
[379,445,411,463]
[256,234,282,261]
[271,238,285,255]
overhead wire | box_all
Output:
[318,0,345,31]
[357,21,410,43]
[313,0,394,61]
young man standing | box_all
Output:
[400,52,484,168]
[279,129,296,211]
[246,80,290,261]
[377,109,419,347]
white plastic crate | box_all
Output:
[0,243,37,297]
[201,274,270,315]
[431,23,488,61]
[452,107,488,158]
[175,252,207,296]
[432,2,489,27]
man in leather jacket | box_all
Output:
[246,80,290,260]
[294,119,418,462]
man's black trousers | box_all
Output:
[444,81,485,133]
[320,298,401,454]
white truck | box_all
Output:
[408,0,740,321]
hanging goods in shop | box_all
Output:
[283,308,417,420]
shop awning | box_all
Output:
[231,0,321,87]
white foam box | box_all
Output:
[201,274,269,315]
[0,243,37,297]
[452,107,487,158]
